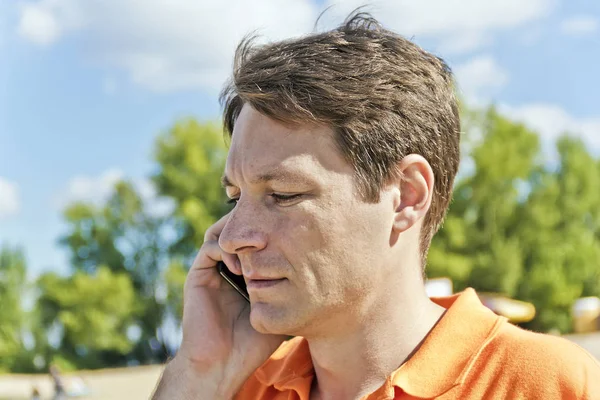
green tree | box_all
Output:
[53,119,231,367]
[59,180,171,365]
[429,107,541,297]
[152,119,230,259]
[516,137,600,332]
[36,266,139,369]
[0,244,27,372]
[164,260,187,320]
[151,119,232,332]
[429,106,600,333]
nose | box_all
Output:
[218,199,268,255]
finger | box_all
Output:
[204,212,231,242]
[190,240,240,275]
[222,252,241,275]
[190,240,226,270]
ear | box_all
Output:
[392,154,435,233]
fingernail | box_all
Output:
[235,259,242,273]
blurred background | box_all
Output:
[1,0,600,398]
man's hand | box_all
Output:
[152,213,287,399]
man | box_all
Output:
[49,365,66,400]
[153,12,600,400]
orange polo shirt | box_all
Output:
[235,288,600,399]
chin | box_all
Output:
[249,302,306,335]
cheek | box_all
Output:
[274,202,342,288]
[275,198,383,299]
[313,200,392,293]
[275,202,328,263]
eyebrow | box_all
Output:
[221,168,316,188]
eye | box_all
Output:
[226,194,303,206]
[271,193,302,204]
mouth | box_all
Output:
[246,278,287,290]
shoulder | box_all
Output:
[472,321,600,398]
[496,323,600,369]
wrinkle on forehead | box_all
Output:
[222,156,322,188]
[224,105,352,187]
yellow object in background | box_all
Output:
[425,278,536,324]
[477,293,536,324]
[572,297,600,334]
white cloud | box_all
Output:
[17,0,83,46]
[134,178,176,218]
[499,103,600,155]
[17,3,60,45]
[560,15,599,36]
[454,55,509,100]
[0,177,20,219]
[324,0,557,53]
[57,168,124,209]
[326,0,556,35]
[56,169,175,217]
[437,32,492,55]
[16,0,557,93]
[16,0,317,93]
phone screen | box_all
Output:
[217,261,250,302]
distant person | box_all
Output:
[49,365,66,400]
[152,10,600,399]
[30,387,41,400]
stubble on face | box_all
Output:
[224,105,395,338]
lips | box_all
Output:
[244,273,282,280]
[243,268,285,281]
[246,277,287,290]
[240,261,287,290]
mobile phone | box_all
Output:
[217,261,250,302]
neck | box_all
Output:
[306,283,445,400]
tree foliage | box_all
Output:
[428,107,600,333]
[152,119,230,259]
[0,245,27,372]
[36,266,139,369]
[57,180,171,366]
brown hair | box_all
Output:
[220,11,460,266]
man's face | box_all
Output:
[220,105,398,337]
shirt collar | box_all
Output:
[392,288,504,398]
[254,288,504,398]
[254,336,314,394]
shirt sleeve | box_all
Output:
[574,345,600,400]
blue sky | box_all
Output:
[1,0,599,279]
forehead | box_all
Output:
[225,105,350,181]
